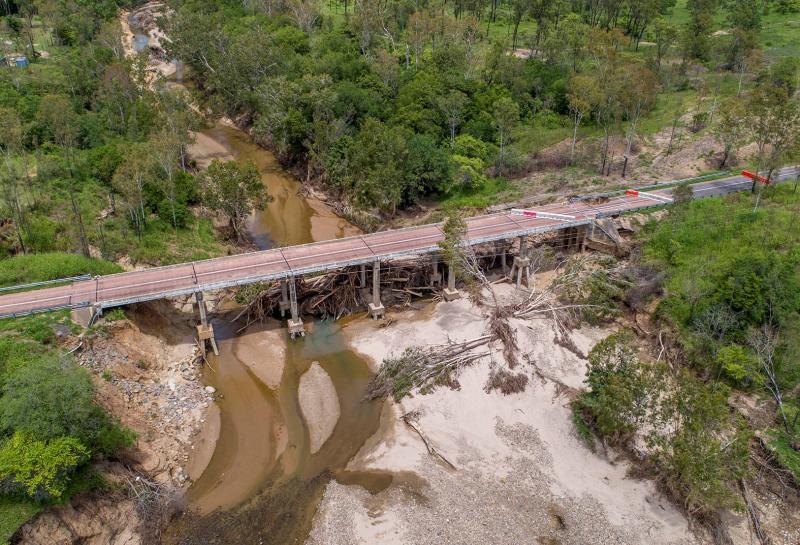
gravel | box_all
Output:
[308,420,680,545]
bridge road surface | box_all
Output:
[0,166,797,319]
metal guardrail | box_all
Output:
[0,274,92,293]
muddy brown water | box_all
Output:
[187,119,360,251]
[164,320,386,544]
[163,80,381,543]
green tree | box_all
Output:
[712,97,747,168]
[651,18,678,69]
[406,134,453,196]
[200,160,270,242]
[0,433,90,501]
[568,75,600,162]
[620,63,658,159]
[37,95,90,257]
[0,108,30,253]
[113,142,153,239]
[562,13,589,71]
[438,90,469,147]
[681,0,718,61]
[347,119,410,214]
[492,97,519,174]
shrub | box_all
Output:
[453,134,492,162]
[577,330,752,514]
[715,344,761,388]
[0,433,90,501]
[0,357,134,456]
[580,330,666,441]
[653,373,751,513]
[451,154,487,190]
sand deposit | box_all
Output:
[235,325,286,389]
[307,287,701,545]
[299,362,342,454]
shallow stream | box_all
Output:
[161,71,380,543]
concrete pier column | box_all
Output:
[501,248,508,274]
[279,279,290,317]
[511,236,531,289]
[287,276,305,338]
[359,264,367,288]
[368,261,385,319]
[430,254,441,286]
[581,223,593,253]
[195,292,219,356]
[443,265,461,301]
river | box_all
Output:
[150,55,383,543]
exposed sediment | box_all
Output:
[298,361,341,454]
[307,287,700,545]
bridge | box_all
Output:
[0,167,796,346]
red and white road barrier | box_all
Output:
[741,170,771,185]
[510,209,576,220]
[625,189,673,204]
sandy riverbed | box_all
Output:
[306,285,701,545]
[299,362,341,454]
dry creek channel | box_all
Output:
[131,39,388,543]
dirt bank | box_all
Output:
[306,287,701,545]
[17,301,215,544]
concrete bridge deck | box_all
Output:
[0,167,797,319]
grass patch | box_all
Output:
[0,254,121,288]
[0,496,42,545]
[439,177,519,209]
[766,428,800,485]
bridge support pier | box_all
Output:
[279,279,290,317]
[443,265,460,301]
[430,254,442,286]
[581,223,593,253]
[508,237,531,288]
[195,292,219,356]
[287,276,305,338]
[368,261,385,319]
[359,264,367,288]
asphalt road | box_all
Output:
[0,166,797,318]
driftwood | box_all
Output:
[402,410,457,470]
[366,335,493,401]
[739,479,771,545]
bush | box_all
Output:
[577,330,751,514]
[0,357,134,456]
[579,330,666,441]
[715,344,761,388]
[0,433,90,501]
[451,154,487,190]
